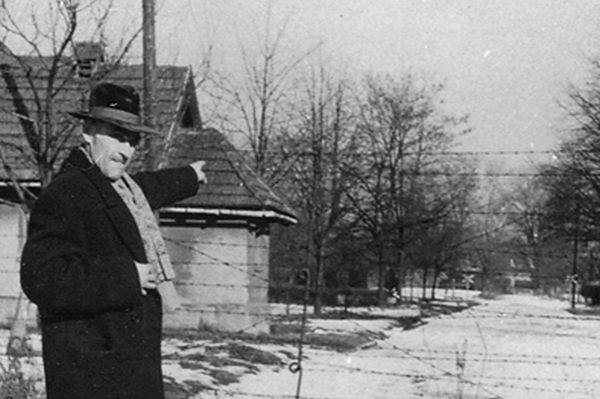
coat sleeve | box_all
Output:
[20,184,142,317]
[133,166,200,210]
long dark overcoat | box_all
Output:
[21,148,199,399]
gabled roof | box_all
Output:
[161,128,298,225]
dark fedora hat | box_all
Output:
[69,82,160,135]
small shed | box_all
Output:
[160,128,297,333]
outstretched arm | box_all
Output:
[133,162,207,210]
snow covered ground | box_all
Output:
[208,292,600,399]
[2,291,598,399]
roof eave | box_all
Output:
[0,180,41,187]
[0,181,299,225]
[160,206,298,225]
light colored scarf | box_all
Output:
[112,173,181,311]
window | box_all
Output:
[180,105,194,128]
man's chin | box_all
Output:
[103,168,126,181]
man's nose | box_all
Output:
[119,143,135,159]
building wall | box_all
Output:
[0,207,272,334]
[161,224,271,334]
[0,204,34,327]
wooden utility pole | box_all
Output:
[142,0,156,128]
[142,0,157,168]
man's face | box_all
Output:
[86,121,140,181]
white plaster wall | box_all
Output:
[246,232,269,304]
[0,204,30,326]
[161,225,271,334]
[164,226,249,304]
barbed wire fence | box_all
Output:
[2,148,600,397]
[1,241,600,398]
[133,229,600,398]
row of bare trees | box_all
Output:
[203,9,600,309]
[453,56,600,298]
[203,27,480,309]
[533,58,600,289]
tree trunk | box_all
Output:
[421,267,428,300]
[377,243,387,307]
[430,271,438,300]
[313,243,324,315]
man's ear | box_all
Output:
[82,119,93,144]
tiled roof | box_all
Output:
[162,128,297,223]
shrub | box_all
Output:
[580,282,600,306]
[0,354,41,399]
[226,343,282,365]
[305,332,371,352]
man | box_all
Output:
[20,83,206,399]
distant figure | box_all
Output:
[387,288,400,305]
[21,83,207,399]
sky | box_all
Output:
[128,0,600,168]
[7,1,600,167]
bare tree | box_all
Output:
[505,176,549,289]
[469,166,514,295]
[530,55,600,294]
[281,65,358,314]
[0,0,141,197]
[348,73,473,304]
[204,3,319,183]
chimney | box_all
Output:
[72,41,105,79]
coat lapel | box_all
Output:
[64,148,148,263]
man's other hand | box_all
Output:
[135,261,157,295]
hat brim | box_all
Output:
[68,111,161,135]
